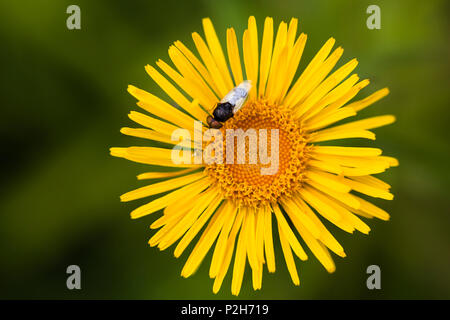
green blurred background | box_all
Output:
[1,0,449,299]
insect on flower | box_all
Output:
[207,80,252,129]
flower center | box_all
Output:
[205,99,310,207]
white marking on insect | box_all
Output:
[221,80,252,113]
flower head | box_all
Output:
[111,16,397,295]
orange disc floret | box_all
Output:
[205,99,311,207]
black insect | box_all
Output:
[206,80,252,129]
[207,102,234,129]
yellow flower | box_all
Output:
[110,16,398,295]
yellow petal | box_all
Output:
[305,169,352,193]
[127,85,195,129]
[168,45,219,104]
[252,262,263,291]
[181,199,228,278]
[150,204,188,230]
[231,208,248,296]
[351,175,391,190]
[304,78,369,124]
[174,40,221,97]
[326,198,371,234]
[157,58,215,111]
[110,146,199,168]
[278,33,307,102]
[379,156,399,167]
[309,129,375,142]
[303,106,356,131]
[311,153,391,169]
[163,185,205,217]
[137,168,198,180]
[300,187,356,233]
[278,222,300,286]
[308,159,343,175]
[295,222,336,273]
[149,210,186,246]
[263,205,276,273]
[353,196,391,220]
[303,74,359,120]
[174,194,223,257]
[120,171,206,202]
[243,29,257,98]
[158,188,220,250]
[269,45,289,104]
[313,146,382,157]
[297,58,358,119]
[202,18,234,90]
[346,88,390,112]
[255,207,265,264]
[322,115,396,133]
[212,208,244,294]
[284,37,336,108]
[293,196,346,257]
[129,177,210,219]
[245,207,260,271]
[265,21,287,102]
[272,203,308,260]
[192,32,229,98]
[247,16,259,99]
[299,187,342,224]
[290,44,344,111]
[286,18,298,48]
[306,179,360,209]
[127,111,182,137]
[346,177,394,200]
[280,197,321,238]
[145,65,206,121]
[258,17,274,97]
[341,166,386,176]
[226,28,244,86]
[209,202,237,278]
[120,127,191,148]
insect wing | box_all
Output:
[220,80,252,113]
